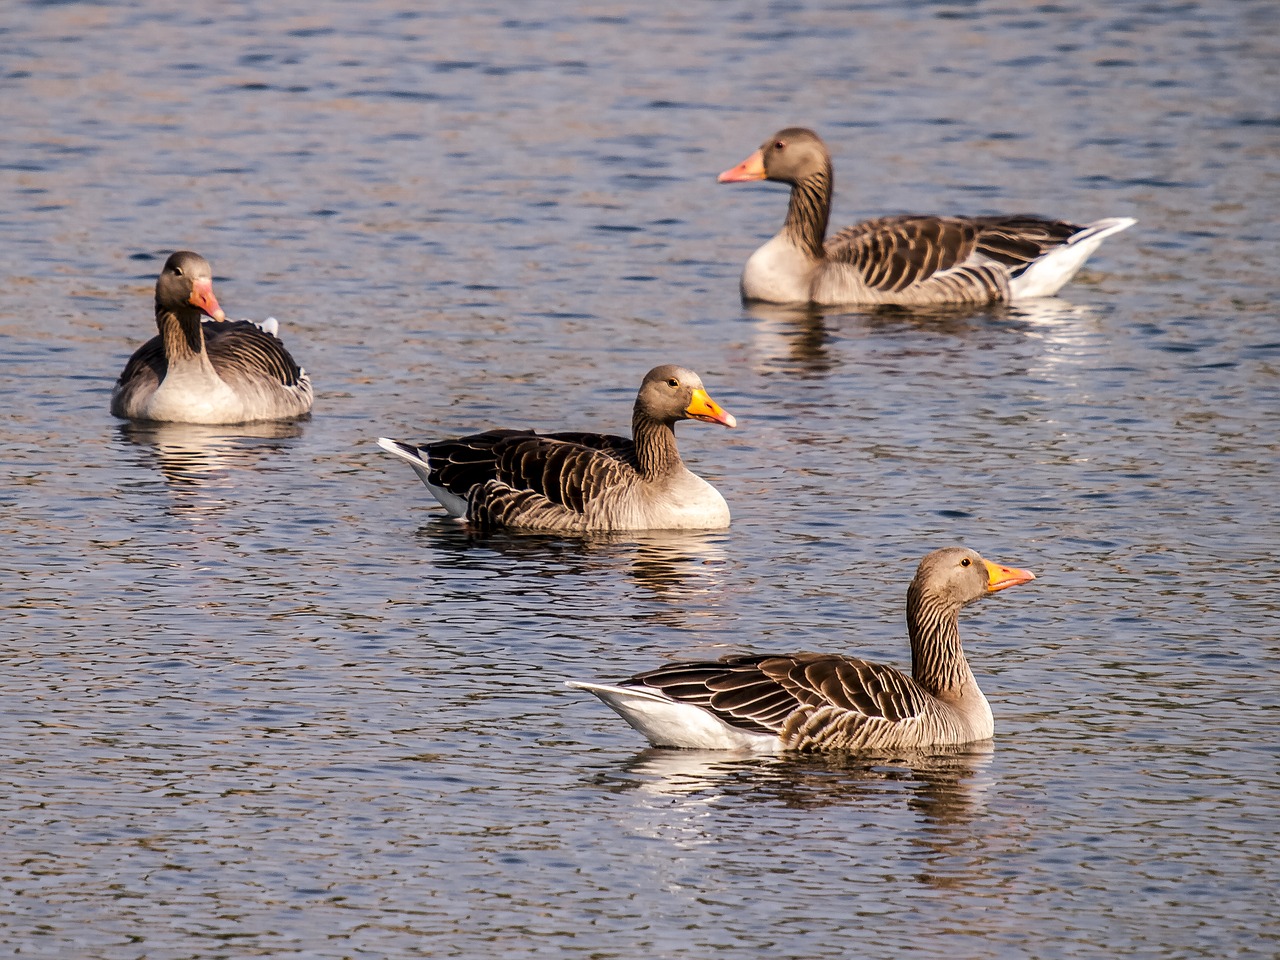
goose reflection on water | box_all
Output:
[411,524,730,602]
[743,300,836,378]
[744,295,1107,379]
[116,419,305,508]
[574,743,1004,900]
[582,740,995,827]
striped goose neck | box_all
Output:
[631,406,682,479]
[906,582,975,695]
[783,162,832,260]
[156,304,206,363]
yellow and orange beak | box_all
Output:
[188,278,226,321]
[984,560,1036,593]
[685,388,737,428]
[717,149,767,183]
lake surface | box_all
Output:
[2,1,1278,957]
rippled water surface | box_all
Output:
[3,1,1278,958]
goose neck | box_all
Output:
[632,407,681,479]
[783,164,832,260]
[906,584,975,695]
[156,306,206,363]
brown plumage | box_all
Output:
[718,127,1135,306]
[110,251,313,424]
[568,547,1037,751]
[377,365,737,532]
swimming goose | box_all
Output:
[718,127,1135,306]
[568,547,1035,751]
[110,251,313,424]
[377,364,737,532]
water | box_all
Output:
[2,1,1278,957]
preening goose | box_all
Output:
[568,547,1036,751]
[110,251,313,424]
[377,364,737,532]
[718,127,1135,307]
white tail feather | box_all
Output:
[377,437,470,517]
[1011,216,1136,300]
[566,680,778,751]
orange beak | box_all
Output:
[685,388,737,428]
[717,149,767,183]
[188,278,226,321]
[984,560,1036,592]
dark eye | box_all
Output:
[172,266,184,277]
[774,140,786,150]
[666,378,679,388]
[960,557,971,567]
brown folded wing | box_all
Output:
[203,321,306,387]
[827,213,1086,297]
[629,652,932,737]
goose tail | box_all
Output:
[1011,216,1136,300]
[566,680,777,751]
[377,437,470,518]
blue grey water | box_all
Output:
[1,0,1277,957]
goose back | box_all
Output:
[599,651,978,752]
[382,430,726,533]
[422,429,636,499]
[468,433,645,530]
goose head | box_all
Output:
[156,251,225,322]
[636,365,736,429]
[909,546,1036,617]
[718,127,830,186]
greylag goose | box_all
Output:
[377,364,736,532]
[110,251,313,424]
[718,127,1135,306]
[567,547,1035,751]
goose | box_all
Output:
[377,364,737,532]
[567,547,1036,751]
[718,127,1135,307]
[110,251,313,424]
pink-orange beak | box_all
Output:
[188,278,226,321]
[717,148,767,183]
[685,387,737,428]
[984,560,1036,592]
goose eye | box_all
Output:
[775,140,786,150]
[172,266,184,277]
[960,557,971,567]
[666,378,680,388]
